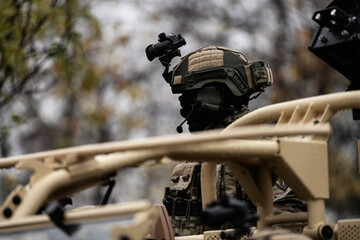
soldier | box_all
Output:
[171,46,266,133]
[161,46,305,236]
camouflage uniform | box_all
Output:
[162,109,253,236]
[162,46,304,236]
[273,179,307,215]
[163,162,246,236]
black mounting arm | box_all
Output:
[308,0,360,120]
[146,32,186,83]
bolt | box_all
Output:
[321,225,333,239]
[341,30,350,38]
[357,33,360,39]
[3,208,12,218]
[330,9,337,17]
[319,35,327,43]
[12,195,21,205]
[315,13,322,21]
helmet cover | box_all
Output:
[171,46,272,97]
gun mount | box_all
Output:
[308,0,360,119]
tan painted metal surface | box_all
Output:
[0,90,359,239]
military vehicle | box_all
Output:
[0,0,359,239]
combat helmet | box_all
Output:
[170,46,273,98]
[171,46,273,132]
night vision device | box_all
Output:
[145,32,186,83]
[145,32,186,64]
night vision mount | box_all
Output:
[145,32,186,83]
[308,0,360,120]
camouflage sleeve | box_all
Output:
[272,179,307,215]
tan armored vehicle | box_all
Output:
[0,1,360,239]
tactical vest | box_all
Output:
[162,162,245,236]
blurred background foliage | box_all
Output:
[0,0,359,220]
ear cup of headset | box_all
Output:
[178,92,196,118]
[178,83,251,132]
[179,85,224,132]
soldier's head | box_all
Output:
[169,46,273,133]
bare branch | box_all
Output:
[20,0,33,47]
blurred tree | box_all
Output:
[0,0,158,204]
[0,0,103,156]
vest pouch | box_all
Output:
[169,163,198,191]
[174,198,188,216]
[190,200,202,217]
[163,195,174,215]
